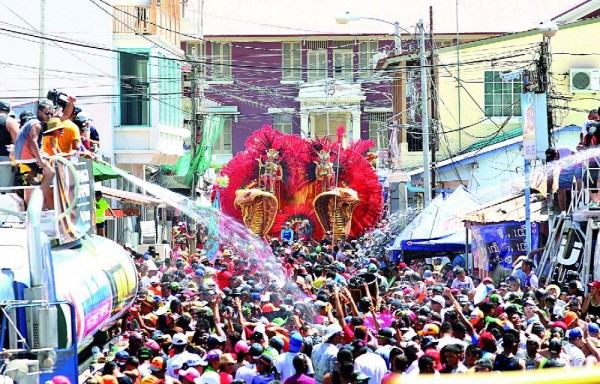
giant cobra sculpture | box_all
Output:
[213,125,383,241]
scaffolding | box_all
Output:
[536,158,600,286]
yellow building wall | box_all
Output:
[434,18,600,162]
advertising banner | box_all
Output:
[522,92,536,160]
[471,221,538,271]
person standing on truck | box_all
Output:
[0,100,19,188]
[95,190,115,237]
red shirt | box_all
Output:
[216,270,232,290]
[219,371,233,384]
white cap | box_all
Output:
[172,333,188,346]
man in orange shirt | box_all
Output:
[57,107,81,155]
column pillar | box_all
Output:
[300,111,309,138]
[351,110,361,141]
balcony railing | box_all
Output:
[113,4,180,47]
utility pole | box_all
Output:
[429,6,437,199]
[539,38,553,147]
[188,46,203,251]
[190,60,200,201]
[39,0,46,99]
[419,19,431,207]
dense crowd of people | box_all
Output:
[78,220,600,384]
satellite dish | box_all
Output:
[5,359,30,380]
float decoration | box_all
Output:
[214,125,383,240]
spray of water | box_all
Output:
[101,163,306,294]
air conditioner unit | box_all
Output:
[570,68,600,93]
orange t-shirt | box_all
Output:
[42,135,60,156]
[56,119,81,153]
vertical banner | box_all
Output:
[205,190,221,264]
[522,92,536,160]
[54,160,94,244]
[471,221,538,271]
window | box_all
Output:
[158,56,182,128]
[307,49,327,82]
[407,127,423,152]
[211,42,232,80]
[368,113,389,152]
[214,117,232,154]
[333,49,353,81]
[484,70,522,117]
[273,113,293,134]
[358,41,378,79]
[282,42,302,80]
[119,51,150,126]
[186,42,205,60]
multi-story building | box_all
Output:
[179,2,414,168]
[378,0,600,210]
[177,0,582,191]
[111,0,187,177]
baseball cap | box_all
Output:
[249,343,264,359]
[75,112,91,123]
[588,281,600,289]
[324,324,343,341]
[431,295,445,307]
[469,309,484,325]
[205,349,223,362]
[377,327,396,343]
[419,323,440,336]
[50,376,70,384]
[115,350,130,363]
[551,321,568,331]
[148,356,166,372]
[289,333,304,353]
[548,339,562,354]
[258,353,273,367]
[138,346,152,360]
[269,336,284,350]
[172,333,188,346]
[235,340,250,354]
[0,100,11,112]
[565,311,579,327]
[350,340,368,355]
[589,323,600,335]
[179,367,200,382]
[145,339,161,352]
[421,335,438,350]
[568,327,584,339]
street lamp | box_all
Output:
[335,12,401,54]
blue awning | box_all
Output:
[400,233,470,252]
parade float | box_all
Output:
[213,125,384,241]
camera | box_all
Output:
[47,89,69,109]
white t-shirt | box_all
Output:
[451,276,474,291]
[274,352,315,382]
[354,352,388,384]
[235,363,258,384]
[564,343,585,367]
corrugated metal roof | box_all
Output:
[97,186,164,206]
[463,193,548,224]
[460,128,522,155]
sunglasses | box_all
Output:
[43,111,54,116]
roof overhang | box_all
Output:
[97,185,165,207]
